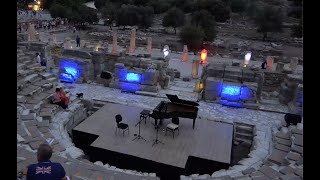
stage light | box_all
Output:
[244,51,251,67]
[200,49,207,64]
[222,85,241,96]
[163,45,169,58]
[60,60,80,82]
[126,73,141,82]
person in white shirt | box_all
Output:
[36,53,41,64]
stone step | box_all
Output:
[135,91,158,97]
[235,132,253,138]
[234,137,252,145]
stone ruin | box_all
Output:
[200,59,303,115]
[55,48,170,93]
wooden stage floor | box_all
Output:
[73,103,233,168]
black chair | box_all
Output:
[115,114,129,136]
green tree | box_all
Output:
[254,6,283,41]
[117,4,140,29]
[179,26,205,51]
[291,19,302,38]
[162,7,185,34]
[191,10,217,41]
[137,6,154,29]
[94,0,106,9]
[194,0,231,22]
[101,3,118,29]
[230,0,248,13]
[50,4,72,18]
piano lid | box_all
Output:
[166,94,199,106]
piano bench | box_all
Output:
[165,123,179,138]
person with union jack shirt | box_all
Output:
[24,143,69,180]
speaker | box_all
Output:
[100,71,112,79]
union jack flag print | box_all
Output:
[36,166,52,174]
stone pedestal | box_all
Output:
[182,45,188,61]
[63,38,72,49]
[290,57,299,73]
[27,23,36,41]
[192,58,200,78]
[129,29,136,55]
[146,37,152,55]
[111,30,118,55]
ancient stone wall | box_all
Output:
[262,71,287,92]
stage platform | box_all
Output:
[73,103,233,169]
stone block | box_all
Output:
[141,71,158,85]
[276,138,292,147]
[204,90,220,101]
[268,149,287,165]
[279,174,300,180]
[27,126,41,138]
[275,144,291,152]
[29,140,43,150]
[38,127,50,133]
[24,120,38,127]
[21,113,36,121]
[275,132,290,140]
[293,134,303,146]
[37,120,50,127]
[279,166,296,175]
[291,145,303,154]
[242,168,256,175]
[259,165,282,179]
[294,169,303,178]
[287,152,301,162]
[52,144,66,152]
[205,77,223,91]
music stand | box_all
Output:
[132,117,147,141]
[152,125,164,146]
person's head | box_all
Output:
[55,88,60,92]
[37,143,53,161]
[36,52,39,56]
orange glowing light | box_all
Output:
[200,49,207,64]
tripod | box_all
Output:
[152,125,164,146]
[132,118,146,141]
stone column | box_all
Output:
[182,45,188,61]
[290,57,299,73]
[146,37,152,55]
[111,30,118,55]
[27,23,36,41]
[129,29,136,55]
[266,56,274,71]
[192,58,200,78]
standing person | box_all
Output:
[73,26,76,33]
[261,60,267,69]
[20,143,70,180]
[76,35,80,47]
[35,53,41,64]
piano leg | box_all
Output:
[193,119,195,129]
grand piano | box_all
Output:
[150,94,199,129]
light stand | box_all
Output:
[152,125,164,146]
[132,118,146,141]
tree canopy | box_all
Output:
[179,26,205,51]
[254,6,283,40]
[191,10,217,41]
[49,0,98,24]
[162,7,185,34]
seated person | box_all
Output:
[21,143,70,180]
[261,60,267,69]
[50,88,68,109]
[59,88,70,106]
